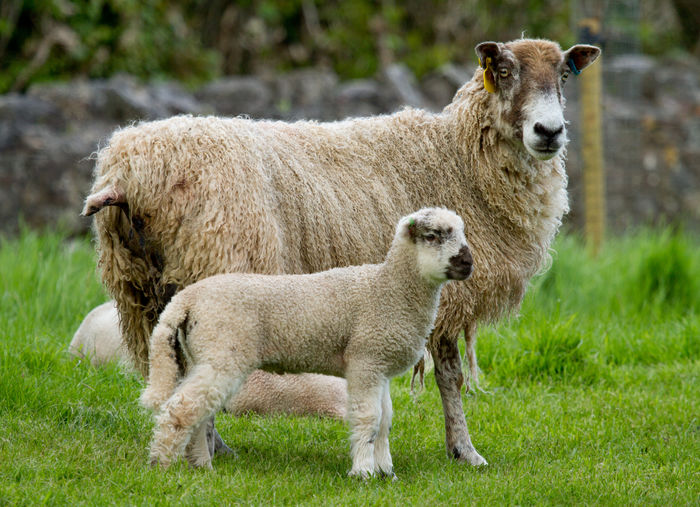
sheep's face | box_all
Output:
[475,39,600,161]
[402,208,472,284]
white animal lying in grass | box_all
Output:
[140,207,473,478]
[69,301,125,367]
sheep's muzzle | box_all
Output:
[446,245,473,280]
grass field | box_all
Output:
[1,228,698,505]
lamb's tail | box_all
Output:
[464,331,489,394]
[139,298,189,412]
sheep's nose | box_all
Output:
[534,122,564,142]
[448,245,473,280]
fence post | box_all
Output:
[579,18,605,255]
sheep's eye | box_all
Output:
[424,233,438,242]
[561,71,570,83]
[498,68,509,78]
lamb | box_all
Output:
[83,38,600,467]
[140,208,473,477]
[69,301,347,419]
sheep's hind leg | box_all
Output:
[430,333,487,466]
[373,379,395,479]
[346,371,384,479]
[184,419,214,469]
[150,364,241,468]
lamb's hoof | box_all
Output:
[188,459,214,470]
[149,457,171,470]
[347,468,374,480]
[451,445,488,466]
[378,469,397,481]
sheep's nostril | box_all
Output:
[460,246,472,266]
[450,246,472,270]
[534,122,563,140]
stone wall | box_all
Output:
[0,54,698,236]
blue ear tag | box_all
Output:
[567,57,581,76]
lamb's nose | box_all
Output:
[452,245,473,270]
[534,122,564,142]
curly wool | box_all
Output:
[89,50,567,380]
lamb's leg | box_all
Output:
[150,363,242,468]
[184,419,214,469]
[429,333,487,466]
[346,371,384,479]
[373,379,395,478]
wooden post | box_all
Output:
[579,18,605,255]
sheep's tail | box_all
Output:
[139,299,189,412]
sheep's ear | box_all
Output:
[400,216,418,242]
[82,185,126,216]
[475,42,501,93]
[475,41,501,65]
[407,217,418,239]
[563,44,601,75]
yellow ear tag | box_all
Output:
[482,57,496,93]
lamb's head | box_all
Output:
[475,38,600,160]
[397,207,472,284]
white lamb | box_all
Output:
[140,207,473,478]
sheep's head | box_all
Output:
[399,207,472,284]
[475,38,600,160]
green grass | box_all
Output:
[1,228,698,505]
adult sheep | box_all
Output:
[83,38,600,466]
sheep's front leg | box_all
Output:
[346,371,384,479]
[373,379,395,478]
[430,333,487,466]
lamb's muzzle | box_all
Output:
[447,245,473,281]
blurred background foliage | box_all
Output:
[0,0,697,93]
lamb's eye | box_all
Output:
[424,233,437,242]
[499,68,509,78]
[561,71,570,82]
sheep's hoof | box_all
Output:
[451,445,488,466]
[149,457,171,470]
[347,468,374,480]
[188,459,214,470]
[378,469,397,481]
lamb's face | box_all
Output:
[475,39,600,161]
[404,208,472,284]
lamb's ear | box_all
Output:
[474,42,502,93]
[563,44,601,75]
[399,215,418,242]
[82,185,126,216]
